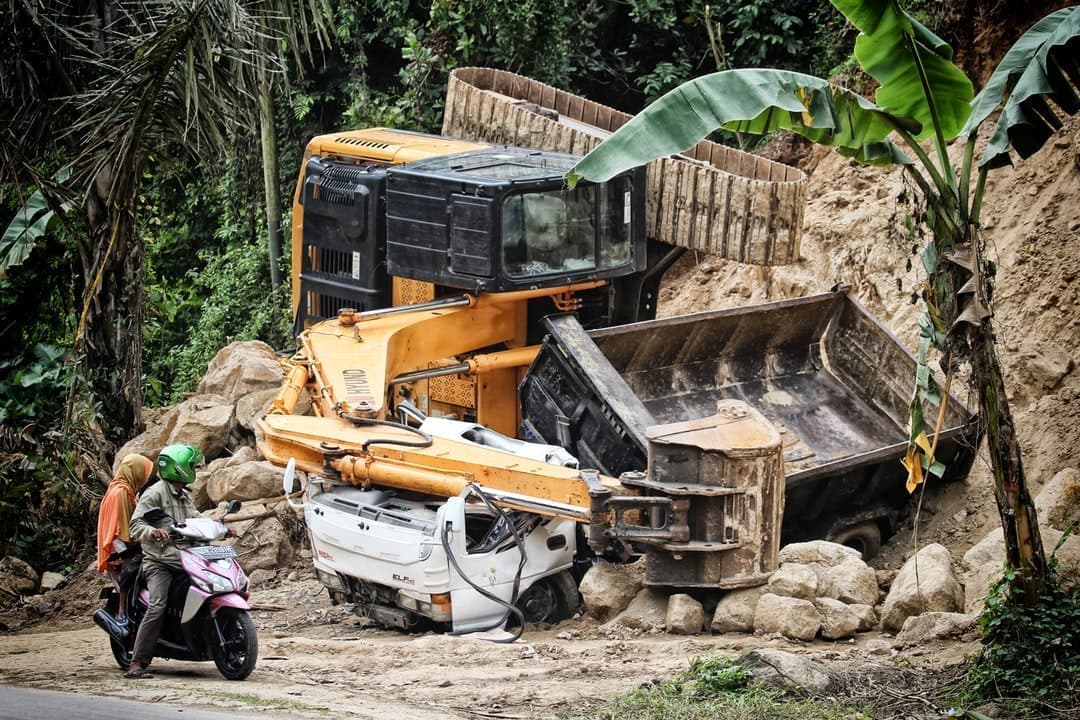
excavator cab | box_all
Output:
[384,148,645,292]
[291,129,646,331]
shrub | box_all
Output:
[966,558,1080,712]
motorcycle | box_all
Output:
[93,500,258,680]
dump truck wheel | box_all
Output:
[516,570,580,625]
[830,521,882,561]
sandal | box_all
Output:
[123,666,154,679]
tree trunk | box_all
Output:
[968,317,1047,603]
[76,168,144,447]
[259,71,283,290]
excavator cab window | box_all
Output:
[502,176,633,280]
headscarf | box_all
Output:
[96,454,154,572]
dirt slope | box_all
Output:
[661,118,1080,568]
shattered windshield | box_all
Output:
[502,177,632,278]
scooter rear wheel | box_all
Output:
[110,637,132,670]
[212,608,258,680]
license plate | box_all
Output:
[190,545,236,560]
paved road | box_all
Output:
[0,686,301,720]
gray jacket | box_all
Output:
[129,479,201,570]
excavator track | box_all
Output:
[442,67,807,266]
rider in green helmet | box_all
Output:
[156,443,205,484]
[125,443,205,679]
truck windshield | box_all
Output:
[502,177,632,279]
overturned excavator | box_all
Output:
[257,69,977,634]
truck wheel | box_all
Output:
[212,609,259,680]
[515,570,580,625]
[830,521,882,561]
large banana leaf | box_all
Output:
[1,188,59,278]
[569,69,911,184]
[833,0,973,141]
[962,6,1080,168]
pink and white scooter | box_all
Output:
[93,501,258,680]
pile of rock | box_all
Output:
[112,341,302,575]
[580,463,1078,642]
[0,557,66,604]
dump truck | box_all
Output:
[257,93,978,632]
[519,291,978,565]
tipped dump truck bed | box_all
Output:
[520,288,979,551]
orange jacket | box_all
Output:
[96,454,154,573]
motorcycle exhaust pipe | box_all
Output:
[92,608,130,643]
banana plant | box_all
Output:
[570,1,1080,603]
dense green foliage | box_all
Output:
[965,558,1080,713]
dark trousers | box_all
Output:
[131,561,179,667]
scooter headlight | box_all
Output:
[193,571,235,594]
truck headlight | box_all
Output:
[316,569,348,593]
[396,591,452,622]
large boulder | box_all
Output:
[814,597,860,640]
[114,417,174,472]
[766,563,820,600]
[39,571,66,592]
[880,544,963,633]
[1035,468,1080,532]
[0,556,39,600]
[849,603,879,632]
[579,559,645,621]
[665,593,705,635]
[962,525,1080,588]
[235,388,279,433]
[168,394,236,459]
[821,556,880,606]
[711,585,766,633]
[206,460,285,504]
[191,447,262,510]
[753,593,820,641]
[225,507,295,572]
[962,532,1005,570]
[604,587,668,632]
[777,540,862,568]
[896,612,977,642]
[198,341,284,400]
[117,393,236,468]
[736,649,835,693]
[963,561,1004,615]
[208,446,261,470]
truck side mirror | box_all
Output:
[282,458,304,509]
[443,496,466,536]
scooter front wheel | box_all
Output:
[212,608,258,680]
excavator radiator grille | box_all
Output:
[430,373,476,410]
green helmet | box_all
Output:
[157,443,204,484]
